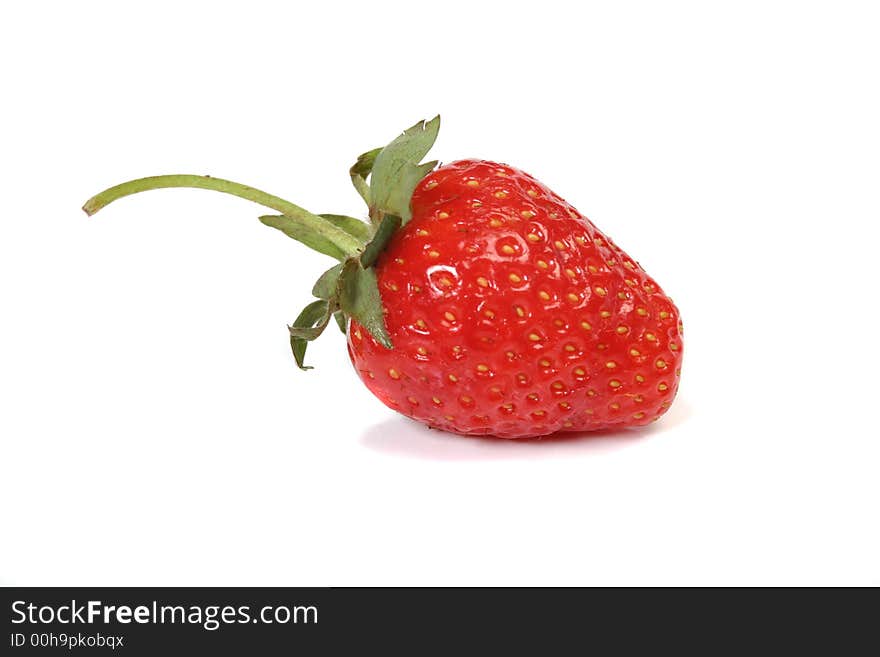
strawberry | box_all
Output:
[83,117,682,439]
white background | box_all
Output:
[1,1,878,586]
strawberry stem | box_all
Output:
[82,174,364,256]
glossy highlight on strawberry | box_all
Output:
[349,160,683,438]
[82,117,682,440]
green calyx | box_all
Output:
[82,116,441,369]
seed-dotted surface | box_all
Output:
[349,160,683,438]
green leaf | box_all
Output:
[385,160,438,225]
[259,214,361,261]
[312,262,344,300]
[350,147,382,206]
[318,214,371,243]
[337,259,392,349]
[360,214,401,268]
[333,311,347,334]
[289,300,331,370]
[370,116,440,223]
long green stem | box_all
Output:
[84,174,302,217]
[82,174,364,258]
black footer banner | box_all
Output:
[1,587,873,653]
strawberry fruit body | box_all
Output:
[349,159,682,438]
[84,118,682,439]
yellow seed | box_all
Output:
[484,310,495,319]
[565,268,576,278]
[428,250,440,258]
[521,210,535,219]
[656,359,667,369]
[528,333,541,342]
[460,395,473,404]
[502,403,514,411]
[600,311,612,318]
[526,233,541,242]
[444,311,456,322]
[417,229,429,237]
[412,285,422,293]
[646,333,656,341]
[597,343,607,350]
[617,292,627,300]
[466,180,479,188]
[500,244,516,255]
[452,345,462,354]
[659,311,670,320]
[407,396,418,405]
[658,383,668,391]
[537,260,549,269]
[609,380,621,388]
[539,358,551,367]
[447,374,458,382]
[538,291,551,301]
[515,305,526,317]
[506,351,515,359]
[605,361,617,369]
[527,393,539,401]
[552,382,565,390]
[573,367,585,376]
[610,403,620,410]
[581,321,592,330]
[389,369,401,380]
[354,329,362,340]
[438,277,452,287]
[476,364,490,372]
[489,218,503,228]
[432,396,442,405]
[532,410,546,418]
[633,412,645,419]
[527,189,538,198]
[394,257,405,265]
[575,236,586,245]
[417,347,428,356]
[563,420,574,427]
[676,368,681,377]
[564,344,576,352]
[425,181,438,190]
[637,308,648,317]
[509,273,522,284]
[494,190,508,199]
[630,348,641,357]
[444,414,455,421]
[594,287,607,297]
[476,276,489,287]
[559,402,571,410]
[587,390,597,398]
[567,293,579,303]
[624,279,636,287]
[670,343,679,351]
[606,260,617,267]
[517,373,528,383]
[635,374,645,383]
[588,265,599,274]
[555,240,566,250]
[616,326,629,334]
[624,261,635,270]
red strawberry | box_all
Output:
[348,160,683,438]
[83,117,682,439]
